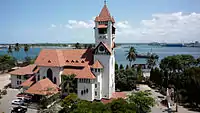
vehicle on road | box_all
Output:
[11,99,24,105]
[11,106,27,113]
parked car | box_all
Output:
[11,99,24,105]
[11,106,27,113]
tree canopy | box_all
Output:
[60,92,155,113]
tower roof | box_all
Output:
[95,4,115,23]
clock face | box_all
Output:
[99,46,105,52]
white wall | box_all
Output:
[77,80,94,101]
[38,66,62,86]
[92,70,102,100]
[11,74,33,88]
[94,55,112,99]
[11,75,18,88]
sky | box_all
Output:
[0,0,200,43]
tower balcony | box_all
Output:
[99,34,107,39]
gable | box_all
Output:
[93,42,111,55]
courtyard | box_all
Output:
[0,73,38,113]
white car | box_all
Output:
[11,99,24,105]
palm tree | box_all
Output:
[146,53,159,69]
[7,45,13,56]
[75,42,81,49]
[14,43,20,62]
[24,44,29,57]
[126,47,136,67]
[60,74,77,95]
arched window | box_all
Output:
[47,68,53,82]
[38,75,40,81]
[43,76,46,79]
[54,77,57,84]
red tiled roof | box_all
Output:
[35,48,93,67]
[97,24,107,28]
[95,4,115,23]
[20,76,36,87]
[101,92,127,104]
[9,64,38,75]
[91,60,103,68]
[25,78,59,96]
[62,66,96,79]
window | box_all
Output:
[17,76,21,79]
[38,75,40,81]
[54,77,57,84]
[43,76,46,79]
[19,81,22,84]
[47,68,53,82]
[84,90,86,94]
[95,91,97,96]
[95,69,97,72]
[91,68,93,71]
[17,81,19,85]
[86,89,88,93]
[81,91,83,95]
[95,84,97,88]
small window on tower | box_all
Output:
[95,84,97,88]
[95,91,97,96]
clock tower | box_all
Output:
[93,2,116,99]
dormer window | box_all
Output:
[48,60,51,63]
[76,60,79,63]
[81,60,84,63]
[66,60,69,63]
[71,60,74,63]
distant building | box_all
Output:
[9,2,123,101]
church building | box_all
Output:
[9,2,125,102]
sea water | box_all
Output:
[0,44,200,66]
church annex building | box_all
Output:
[9,3,126,102]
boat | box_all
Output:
[162,43,184,47]
[136,53,150,58]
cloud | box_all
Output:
[116,12,200,43]
[65,20,94,29]
[116,21,131,29]
[49,12,200,43]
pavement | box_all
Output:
[0,73,10,90]
[138,84,199,113]
[0,73,38,113]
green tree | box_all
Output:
[127,91,155,113]
[119,64,124,70]
[24,44,29,57]
[146,53,158,69]
[61,74,77,95]
[7,45,13,56]
[14,43,20,61]
[75,42,81,49]
[137,65,143,82]
[126,47,136,67]
[0,55,16,72]
[115,62,118,70]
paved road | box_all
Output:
[139,84,199,113]
[0,73,10,90]
[0,88,37,113]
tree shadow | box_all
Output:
[181,103,200,112]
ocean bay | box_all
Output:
[0,44,200,66]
